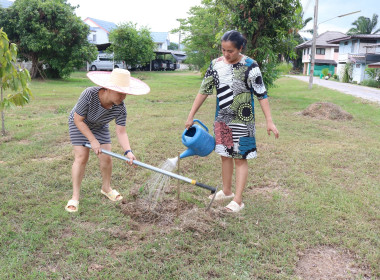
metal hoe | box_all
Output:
[83,144,218,207]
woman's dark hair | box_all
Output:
[221,30,247,50]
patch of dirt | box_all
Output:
[120,198,226,234]
[247,182,290,198]
[295,246,372,280]
[87,263,104,273]
[299,102,353,121]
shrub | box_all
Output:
[275,62,293,75]
[321,68,329,77]
[333,74,338,80]
[361,79,380,88]
[365,66,380,81]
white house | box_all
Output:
[151,32,170,50]
[83,17,117,45]
[327,34,380,83]
[296,31,345,76]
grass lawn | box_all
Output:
[0,71,379,279]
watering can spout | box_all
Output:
[180,148,196,159]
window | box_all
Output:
[334,48,339,53]
[356,64,361,68]
[344,42,348,45]
[92,34,96,42]
[303,49,305,55]
[316,48,325,55]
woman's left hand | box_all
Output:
[267,121,279,139]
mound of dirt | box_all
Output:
[295,246,371,279]
[300,102,353,121]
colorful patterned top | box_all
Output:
[199,55,268,159]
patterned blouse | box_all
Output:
[199,55,267,159]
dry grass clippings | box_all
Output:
[298,102,353,121]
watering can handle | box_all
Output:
[193,119,209,132]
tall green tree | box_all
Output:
[108,22,155,69]
[176,0,302,87]
[174,0,232,72]
[347,14,380,35]
[220,0,302,87]
[0,0,97,78]
[0,28,32,136]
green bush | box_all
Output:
[275,62,293,75]
[365,66,380,80]
[333,74,338,80]
[321,68,329,77]
[361,79,380,88]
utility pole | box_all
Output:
[308,0,318,89]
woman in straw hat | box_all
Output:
[65,68,150,212]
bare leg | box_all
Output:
[233,158,248,206]
[69,146,90,210]
[98,144,121,200]
[221,156,234,196]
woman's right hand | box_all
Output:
[90,139,101,155]
[185,118,194,130]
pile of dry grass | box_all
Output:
[300,102,353,121]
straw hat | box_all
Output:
[87,68,150,95]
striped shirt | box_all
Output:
[68,87,127,145]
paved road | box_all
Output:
[287,75,380,104]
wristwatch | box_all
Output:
[124,150,132,156]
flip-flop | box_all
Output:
[225,201,245,213]
[65,199,79,212]
[209,190,235,201]
[101,189,123,201]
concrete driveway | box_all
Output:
[287,75,380,104]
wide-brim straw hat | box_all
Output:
[87,68,150,95]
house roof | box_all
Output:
[151,32,169,43]
[368,62,380,68]
[84,17,117,33]
[315,59,337,65]
[327,34,380,44]
[296,31,345,49]
[0,0,13,8]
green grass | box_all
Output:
[0,72,379,279]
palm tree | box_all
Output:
[347,14,380,35]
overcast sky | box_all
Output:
[15,0,378,42]
[301,0,380,36]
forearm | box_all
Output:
[116,126,131,152]
[258,98,273,123]
[187,93,208,121]
[73,113,97,143]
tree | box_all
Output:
[0,28,32,136]
[168,42,179,50]
[0,0,97,79]
[220,0,302,87]
[173,0,233,72]
[347,14,380,35]
[108,22,155,69]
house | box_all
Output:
[0,0,13,8]
[151,32,170,50]
[83,17,117,46]
[327,35,380,83]
[296,31,345,76]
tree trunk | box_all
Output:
[1,87,5,136]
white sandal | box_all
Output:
[225,201,245,212]
[65,199,79,212]
[208,190,235,201]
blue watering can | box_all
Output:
[180,119,215,159]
